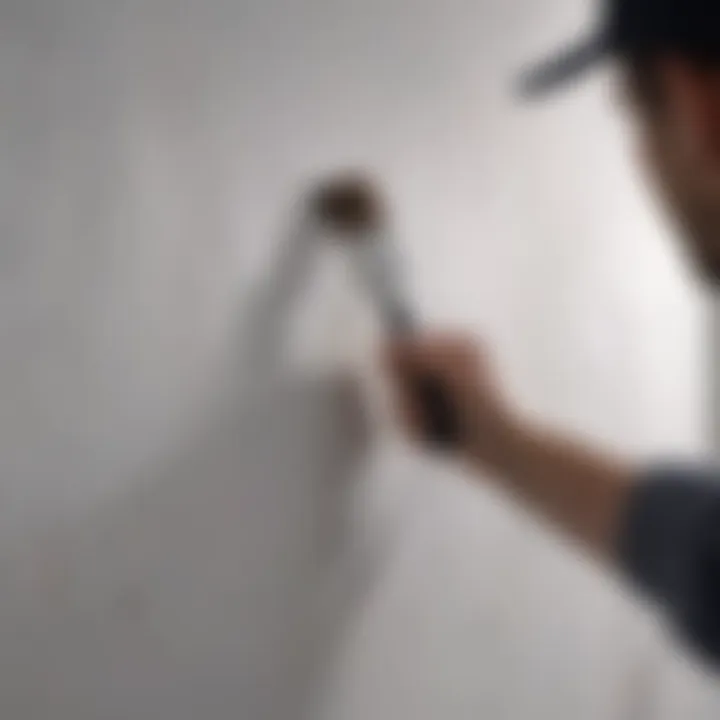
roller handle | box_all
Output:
[308,176,462,450]
[390,308,462,450]
[411,373,462,450]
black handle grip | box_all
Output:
[413,374,461,450]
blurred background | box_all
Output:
[1,0,719,718]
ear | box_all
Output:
[659,56,720,164]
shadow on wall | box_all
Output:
[0,374,377,720]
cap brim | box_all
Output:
[517,33,610,98]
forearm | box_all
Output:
[386,328,720,665]
[467,420,720,664]
[468,415,635,558]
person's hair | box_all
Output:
[628,50,720,112]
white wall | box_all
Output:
[1,0,717,718]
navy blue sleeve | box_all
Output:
[618,466,720,664]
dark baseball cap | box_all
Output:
[519,0,720,97]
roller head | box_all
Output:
[310,174,388,236]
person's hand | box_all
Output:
[386,333,634,559]
[384,333,519,466]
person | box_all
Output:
[385,0,720,666]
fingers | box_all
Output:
[383,333,483,445]
[384,333,480,387]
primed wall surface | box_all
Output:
[1,0,717,718]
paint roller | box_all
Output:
[309,176,461,450]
